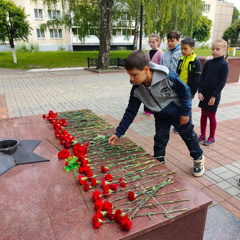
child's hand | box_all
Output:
[208,97,215,106]
[198,93,204,101]
[180,115,189,125]
[108,134,119,145]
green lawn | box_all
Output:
[0,49,239,70]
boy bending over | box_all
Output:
[108,50,205,177]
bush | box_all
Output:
[198,43,210,49]
[29,43,39,52]
[17,45,30,52]
[17,43,39,52]
[58,45,66,51]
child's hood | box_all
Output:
[150,62,169,86]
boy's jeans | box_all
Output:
[153,114,203,160]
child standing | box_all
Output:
[161,30,182,72]
[161,30,182,133]
[176,37,201,99]
[198,39,229,146]
[108,50,205,177]
[144,33,163,116]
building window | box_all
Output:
[34,9,43,19]
[204,4,210,12]
[48,10,61,19]
[50,29,62,38]
[36,29,45,38]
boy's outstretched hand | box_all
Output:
[108,134,119,145]
[180,115,189,125]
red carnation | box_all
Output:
[43,114,47,118]
[92,190,102,202]
[91,178,99,187]
[102,201,112,211]
[92,213,101,229]
[121,215,132,231]
[84,181,90,192]
[105,173,113,181]
[109,183,118,191]
[81,159,89,167]
[107,210,115,220]
[114,209,123,223]
[101,165,108,173]
[78,175,87,185]
[128,191,136,201]
[64,142,70,149]
[103,185,110,197]
[94,199,103,211]
[119,177,126,187]
[79,167,84,173]
[58,149,70,159]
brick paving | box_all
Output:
[0,68,240,222]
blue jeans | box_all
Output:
[153,113,203,160]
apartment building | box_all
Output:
[203,0,234,42]
[0,0,235,51]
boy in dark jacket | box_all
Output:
[108,50,205,177]
[176,37,201,99]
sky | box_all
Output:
[225,0,240,11]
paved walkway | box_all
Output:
[0,68,240,238]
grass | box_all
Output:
[0,49,239,70]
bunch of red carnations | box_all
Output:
[43,110,74,149]
[92,193,132,230]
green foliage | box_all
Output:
[58,45,66,51]
[17,45,30,52]
[0,49,240,70]
[192,16,212,42]
[29,43,39,52]
[232,7,239,23]
[143,0,204,39]
[223,19,240,46]
[0,0,31,47]
[198,43,210,50]
[64,156,80,172]
[17,43,39,52]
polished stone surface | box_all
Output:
[0,114,212,240]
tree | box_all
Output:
[143,0,204,40]
[192,16,212,42]
[97,0,114,69]
[0,0,31,63]
[232,7,239,23]
[223,19,240,46]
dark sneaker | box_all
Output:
[203,138,215,146]
[155,156,165,164]
[198,135,206,142]
[193,155,205,177]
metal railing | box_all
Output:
[87,57,126,68]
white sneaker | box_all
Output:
[193,155,205,177]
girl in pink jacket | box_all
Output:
[144,34,164,115]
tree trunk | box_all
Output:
[133,15,139,50]
[96,0,114,70]
[9,36,17,63]
[11,47,17,64]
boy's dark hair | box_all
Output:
[181,37,195,47]
[167,30,181,40]
[125,50,150,71]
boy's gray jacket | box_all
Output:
[115,62,191,138]
[160,45,182,72]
